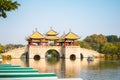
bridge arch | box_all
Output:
[70,54,76,60]
[45,49,60,58]
[34,54,40,60]
[80,53,84,59]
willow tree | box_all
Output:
[0,0,20,18]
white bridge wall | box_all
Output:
[29,46,63,59]
[65,46,81,59]
[2,46,101,59]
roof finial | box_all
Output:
[69,28,71,32]
[50,27,53,30]
[63,31,65,34]
[35,28,38,32]
[33,30,34,33]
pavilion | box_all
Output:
[26,27,80,46]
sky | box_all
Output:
[0,0,120,45]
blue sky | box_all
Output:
[0,0,120,45]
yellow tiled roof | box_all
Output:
[64,32,80,39]
[30,31,44,39]
[57,39,64,42]
[46,36,59,40]
[42,39,48,42]
[46,27,58,35]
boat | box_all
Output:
[87,56,94,61]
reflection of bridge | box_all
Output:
[2,46,101,59]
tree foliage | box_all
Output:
[0,43,24,53]
[0,44,5,53]
[101,43,118,54]
[0,0,20,18]
[84,34,107,52]
[81,34,120,58]
[113,42,120,54]
[106,35,120,42]
[5,44,24,51]
[78,41,91,49]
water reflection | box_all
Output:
[65,59,81,78]
[3,58,100,78]
[46,57,60,65]
[2,58,120,80]
[1,59,27,67]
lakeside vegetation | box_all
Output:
[0,44,25,53]
[0,34,120,59]
[78,34,120,59]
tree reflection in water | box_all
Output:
[46,57,60,65]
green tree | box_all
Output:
[101,43,118,55]
[0,0,20,18]
[49,42,54,46]
[78,41,91,49]
[84,34,107,52]
[119,37,120,42]
[113,42,120,55]
[0,44,5,53]
[5,44,15,51]
[106,35,119,42]
[4,44,24,52]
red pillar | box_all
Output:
[54,40,57,46]
[72,40,74,46]
[46,42,48,46]
[64,39,67,46]
[30,39,33,46]
[40,40,43,46]
[64,40,66,46]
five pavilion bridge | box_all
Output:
[2,46,101,59]
[2,28,101,59]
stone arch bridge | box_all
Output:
[1,46,102,59]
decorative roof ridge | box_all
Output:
[64,30,80,39]
[29,28,45,39]
[46,27,58,35]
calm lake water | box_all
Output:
[1,58,120,80]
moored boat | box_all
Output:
[87,56,94,61]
